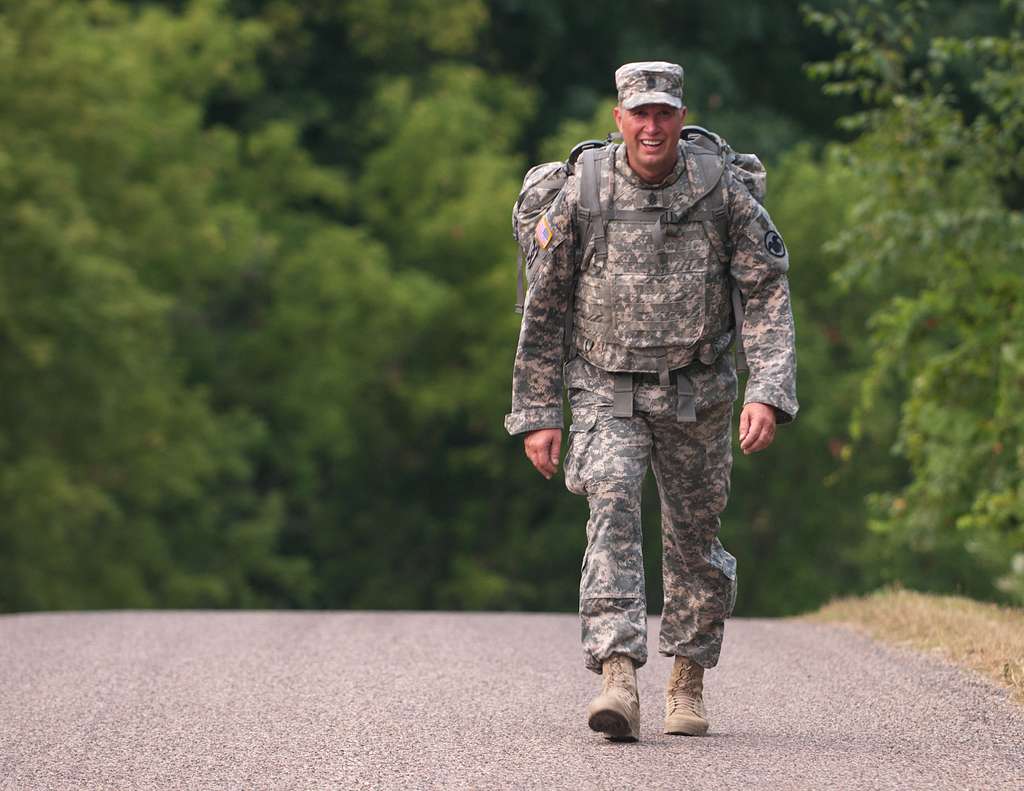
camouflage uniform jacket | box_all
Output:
[504,142,798,435]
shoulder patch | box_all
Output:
[535,214,554,250]
[764,229,786,258]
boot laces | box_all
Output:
[667,664,703,715]
[609,656,629,685]
[604,656,632,694]
[667,690,701,715]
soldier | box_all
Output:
[504,61,798,741]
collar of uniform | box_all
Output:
[615,142,687,190]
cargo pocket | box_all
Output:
[563,412,597,496]
[710,541,738,617]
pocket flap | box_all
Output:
[569,414,597,433]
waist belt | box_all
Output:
[611,369,696,423]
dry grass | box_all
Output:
[805,587,1024,703]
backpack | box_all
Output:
[511,126,767,371]
[511,137,610,314]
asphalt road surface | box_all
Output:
[2,611,1022,790]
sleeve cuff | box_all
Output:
[743,383,798,425]
[504,407,564,436]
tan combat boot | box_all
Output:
[664,656,709,736]
[587,654,640,741]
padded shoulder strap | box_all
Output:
[685,141,749,374]
[578,146,614,260]
[578,147,603,213]
[683,142,728,249]
[689,145,726,206]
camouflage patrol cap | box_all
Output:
[615,61,684,109]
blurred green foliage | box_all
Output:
[1,0,1021,614]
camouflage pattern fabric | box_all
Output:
[503,140,797,436]
[565,356,737,671]
[572,143,737,374]
[615,61,684,109]
[504,124,797,673]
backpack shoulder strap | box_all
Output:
[682,131,748,374]
[566,144,613,360]
[578,145,614,259]
[578,147,602,211]
[688,143,727,215]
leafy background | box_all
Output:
[2,0,1022,614]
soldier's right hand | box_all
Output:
[524,428,562,479]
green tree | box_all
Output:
[0,0,306,609]
[9,0,1020,617]
[805,0,1024,602]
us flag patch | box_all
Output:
[535,215,554,250]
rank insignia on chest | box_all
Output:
[535,214,554,250]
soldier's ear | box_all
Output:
[680,106,688,125]
[612,105,623,132]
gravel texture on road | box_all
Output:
[1,611,1022,790]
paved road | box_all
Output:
[1,611,1021,790]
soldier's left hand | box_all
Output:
[739,402,776,454]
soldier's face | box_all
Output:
[613,103,687,180]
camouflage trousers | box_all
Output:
[563,356,738,673]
